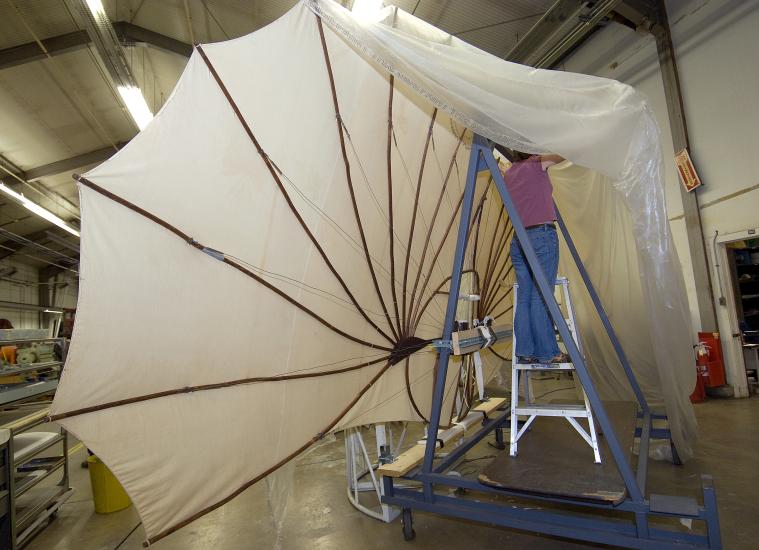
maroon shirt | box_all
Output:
[503,156,557,227]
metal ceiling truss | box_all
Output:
[505,0,625,68]
[64,0,151,91]
[0,23,191,72]
[0,227,78,267]
[0,143,127,189]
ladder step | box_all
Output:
[514,404,589,417]
[515,363,575,371]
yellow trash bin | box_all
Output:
[87,455,131,513]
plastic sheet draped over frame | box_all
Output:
[51,0,696,542]
[307,0,697,454]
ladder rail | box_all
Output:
[509,277,601,463]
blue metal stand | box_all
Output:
[382,135,721,549]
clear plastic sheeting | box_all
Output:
[307,0,697,454]
[51,0,696,543]
[550,162,697,458]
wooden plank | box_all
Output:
[378,397,508,478]
[377,444,426,478]
[478,401,637,504]
[471,396,507,416]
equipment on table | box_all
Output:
[12,343,55,366]
[510,276,600,463]
[0,338,65,389]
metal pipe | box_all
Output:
[534,0,622,68]
[385,488,709,549]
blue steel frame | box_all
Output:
[382,135,722,548]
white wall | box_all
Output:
[0,260,41,328]
[561,0,759,382]
[0,259,79,330]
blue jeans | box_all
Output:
[510,225,560,362]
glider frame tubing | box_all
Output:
[381,135,722,549]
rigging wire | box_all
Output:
[316,18,399,342]
[198,44,395,346]
[223,251,444,329]
[257,157,455,330]
[429,131,458,216]
[342,119,426,275]
[78,174,390,351]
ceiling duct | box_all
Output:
[66,0,153,129]
[505,0,624,68]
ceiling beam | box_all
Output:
[114,21,193,57]
[24,143,126,181]
[0,300,64,314]
[0,142,127,187]
[45,231,80,254]
[505,0,585,63]
[0,228,79,268]
[0,229,49,261]
[0,30,90,70]
[0,23,191,73]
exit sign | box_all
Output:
[675,148,702,192]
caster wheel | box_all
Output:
[402,508,415,541]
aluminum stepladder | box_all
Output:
[509,276,601,463]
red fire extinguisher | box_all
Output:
[691,342,709,403]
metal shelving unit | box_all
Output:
[3,407,72,549]
[0,429,11,549]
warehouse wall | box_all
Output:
[0,260,42,328]
[562,0,759,384]
[0,260,79,330]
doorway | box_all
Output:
[715,228,759,397]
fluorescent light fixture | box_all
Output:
[0,183,80,237]
[44,309,63,314]
[85,0,106,18]
[351,0,383,20]
[118,85,154,131]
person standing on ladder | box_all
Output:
[500,150,570,365]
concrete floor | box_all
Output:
[19,390,759,550]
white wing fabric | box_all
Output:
[51,0,696,542]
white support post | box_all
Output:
[344,424,403,523]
